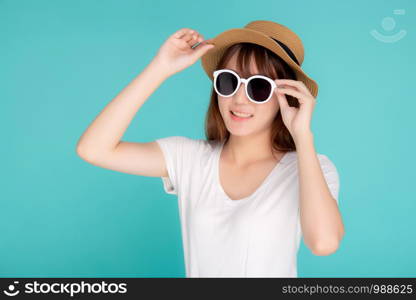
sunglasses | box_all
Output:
[213,69,278,104]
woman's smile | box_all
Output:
[229,110,254,121]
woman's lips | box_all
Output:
[229,110,254,121]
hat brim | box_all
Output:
[200,28,318,98]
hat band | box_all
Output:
[270,37,300,66]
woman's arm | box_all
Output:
[76,28,215,177]
[76,58,168,160]
[295,132,345,256]
[75,58,172,177]
[273,79,345,256]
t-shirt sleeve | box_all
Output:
[318,154,340,204]
[155,136,197,196]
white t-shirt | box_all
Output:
[155,136,340,278]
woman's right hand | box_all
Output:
[153,28,216,77]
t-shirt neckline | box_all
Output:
[215,139,290,205]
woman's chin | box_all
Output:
[225,125,256,136]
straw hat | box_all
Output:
[201,20,318,98]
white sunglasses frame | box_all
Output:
[213,69,277,104]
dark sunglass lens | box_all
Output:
[216,72,238,96]
[247,78,272,102]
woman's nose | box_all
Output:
[233,83,250,104]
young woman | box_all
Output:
[76,20,345,278]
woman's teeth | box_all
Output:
[230,111,253,118]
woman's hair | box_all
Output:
[204,42,299,156]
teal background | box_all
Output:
[1,0,415,277]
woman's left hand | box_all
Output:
[274,79,316,141]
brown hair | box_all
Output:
[204,42,299,157]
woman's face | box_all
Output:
[217,54,280,138]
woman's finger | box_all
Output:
[174,28,188,39]
[277,88,312,104]
[197,34,204,43]
[174,28,196,39]
[276,90,289,111]
[200,38,214,45]
[276,79,311,97]
[185,31,204,46]
[182,32,195,43]
[187,34,201,47]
